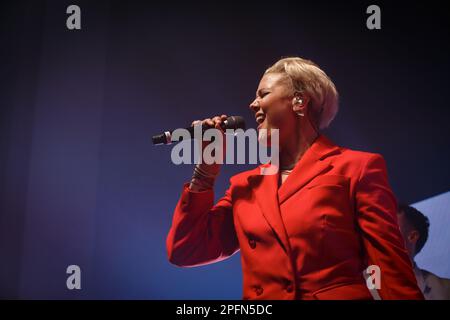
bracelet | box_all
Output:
[194,165,219,179]
[189,164,219,191]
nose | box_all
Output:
[249,98,259,112]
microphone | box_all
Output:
[152,115,246,145]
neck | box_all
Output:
[279,121,319,169]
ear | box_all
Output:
[408,230,420,245]
[292,94,309,114]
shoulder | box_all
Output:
[421,269,450,298]
[339,147,385,165]
[319,137,392,185]
[422,269,450,286]
[329,145,388,180]
[317,135,387,168]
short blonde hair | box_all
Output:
[265,57,339,130]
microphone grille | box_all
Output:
[225,116,246,131]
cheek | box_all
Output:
[265,101,292,127]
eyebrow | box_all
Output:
[256,88,269,97]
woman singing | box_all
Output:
[166,57,424,300]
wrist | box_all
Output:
[189,164,218,191]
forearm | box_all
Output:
[167,171,238,267]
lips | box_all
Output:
[255,113,265,124]
[255,113,265,130]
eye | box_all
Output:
[261,92,269,97]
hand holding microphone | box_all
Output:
[189,114,228,191]
[152,114,246,191]
[152,115,245,145]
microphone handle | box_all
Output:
[152,121,227,145]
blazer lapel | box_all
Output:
[245,135,341,254]
[277,135,341,205]
[248,171,292,254]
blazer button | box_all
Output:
[254,285,264,296]
[285,282,294,293]
[248,238,256,249]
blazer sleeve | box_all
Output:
[355,153,424,299]
[166,182,239,267]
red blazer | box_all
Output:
[166,135,424,300]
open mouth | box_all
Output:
[255,114,265,125]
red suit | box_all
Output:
[166,135,424,300]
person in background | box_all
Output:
[397,204,450,299]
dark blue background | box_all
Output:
[1,0,449,299]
